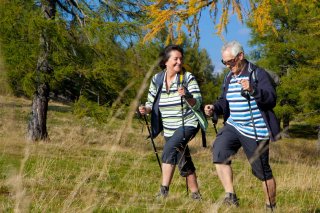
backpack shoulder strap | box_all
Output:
[151,71,165,139]
[248,62,258,84]
[154,71,165,92]
[221,71,232,93]
[248,62,278,88]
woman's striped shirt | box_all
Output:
[226,74,269,140]
[146,71,202,137]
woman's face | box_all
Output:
[165,50,183,74]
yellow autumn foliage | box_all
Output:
[143,0,289,44]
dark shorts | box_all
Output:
[163,125,199,177]
[212,124,273,181]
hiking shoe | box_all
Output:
[155,185,169,199]
[223,192,239,207]
[191,191,202,201]
[266,203,276,212]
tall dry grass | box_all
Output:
[0,92,319,212]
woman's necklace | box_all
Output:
[166,74,175,92]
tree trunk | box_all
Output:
[282,114,290,138]
[283,115,290,129]
[27,83,49,141]
[27,0,56,142]
[277,118,281,129]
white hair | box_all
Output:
[221,40,244,57]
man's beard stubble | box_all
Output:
[236,59,247,73]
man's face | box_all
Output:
[221,48,243,75]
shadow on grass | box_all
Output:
[288,124,318,139]
[0,102,30,108]
[0,98,72,114]
[48,105,72,113]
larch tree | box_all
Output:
[27,0,91,142]
[1,0,157,134]
[247,0,320,134]
[142,0,287,44]
[27,0,55,142]
[27,0,146,141]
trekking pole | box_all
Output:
[242,89,274,212]
[211,111,218,134]
[180,95,189,196]
[142,114,162,173]
[180,97,186,142]
[179,73,189,196]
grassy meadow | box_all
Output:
[0,94,319,213]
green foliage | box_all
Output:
[0,1,150,107]
[183,44,213,102]
[124,41,164,103]
[0,0,41,96]
[0,45,11,95]
[247,0,320,127]
[72,96,109,123]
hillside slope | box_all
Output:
[0,95,319,212]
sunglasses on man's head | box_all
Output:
[221,52,242,66]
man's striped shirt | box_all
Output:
[226,74,269,140]
[146,71,202,137]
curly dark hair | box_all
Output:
[158,45,184,70]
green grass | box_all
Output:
[0,95,319,212]
[0,47,11,96]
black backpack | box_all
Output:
[248,63,280,89]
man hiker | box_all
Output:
[205,40,280,211]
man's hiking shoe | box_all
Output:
[191,191,202,201]
[266,203,276,212]
[223,192,239,207]
[155,185,169,199]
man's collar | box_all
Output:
[233,59,249,77]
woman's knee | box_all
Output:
[178,162,195,177]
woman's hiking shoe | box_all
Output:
[266,203,276,212]
[191,191,202,201]
[155,185,169,199]
[223,192,239,207]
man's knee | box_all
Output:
[251,154,273,181]
[252,168,273,181]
